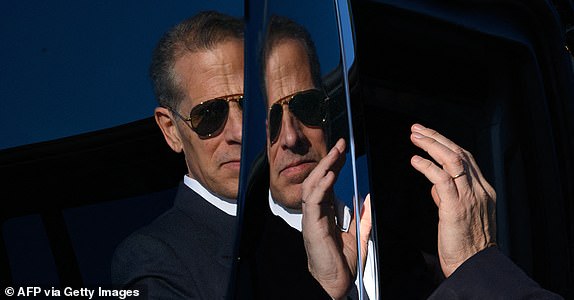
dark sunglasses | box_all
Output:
[169,93,243,139]
[268,89,328,145]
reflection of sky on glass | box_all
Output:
[336,0,356,68]
[335,153,370,207]
[0,1,242,150]
[332,0,369,207]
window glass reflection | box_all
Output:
[236,1,376,298]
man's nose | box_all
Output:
[278,107,302,149]
[223,102,242,143]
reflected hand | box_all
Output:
[301,138,372,299]
[410,124,496,277]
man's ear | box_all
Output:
[155,107,183,153]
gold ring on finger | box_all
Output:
[452,170,466,179]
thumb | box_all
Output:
[359,194,372,260]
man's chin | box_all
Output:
[270,185,303,210]
[218,189,238,201]
[210,179,239,200]
[276,197,303,210]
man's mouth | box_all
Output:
[279,160,316,177]
[221,159,241,169]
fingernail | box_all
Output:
[413,124,425,131]
[412,155,422,162]
[412,132,424,139]
[337,138,345,151]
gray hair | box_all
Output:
[150,11,244,109]
[261,15,322,100]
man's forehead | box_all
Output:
[265,40,314,106]
[175,40,244,107]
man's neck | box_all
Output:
[184,175,237,216]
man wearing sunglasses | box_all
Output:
[255,15,561,300]
[112,11,243,299]
[240,15,373,300]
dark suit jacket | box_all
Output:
[430,246,563,299]
[234,153,333,299]
[111,182,236,299]
[250,209,334,299]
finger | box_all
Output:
[410,132,470,187]
[340,194,372,274]
[411,155,459,206]
[411,124,496,202]
[346,194,372,242]
[313,138,346,178]
[360,194,372,244]
[411,124,461,154]
[413,124,488,181]
[411,123,468,175]
[431,185,441,207]
[301,171,337,236]
[411,155,455,186]
[331,138,347,175]
[410,131,464,176]
[412,124,486,180]
[302,170,337,207]
[332,137,346,154]
[356,194,372,268]
[302,139,346,196]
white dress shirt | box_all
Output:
[183,175,237,216]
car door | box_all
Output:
[234,0,574,299]
[350,0,574,298]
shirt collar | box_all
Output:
[184,175,237,216]
[268,190,351,232]
[268,190,304,231]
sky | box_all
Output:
[0,0,340,151]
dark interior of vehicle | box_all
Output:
[0,118,185,287]
[352,0,574,298]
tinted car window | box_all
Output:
[352,0,574,298]
[234,0,376,298]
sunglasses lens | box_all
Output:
[268,103,283,143]
[190,99,229,137]
[268,89,326,144]
[290,90,326,126]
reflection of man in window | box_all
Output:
[111,11,244,299]
[255,15,372,299]
[257,15,562,300]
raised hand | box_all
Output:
[301,138,372,299]
[409,124,497,277]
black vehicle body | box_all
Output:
[1,0,573,298]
